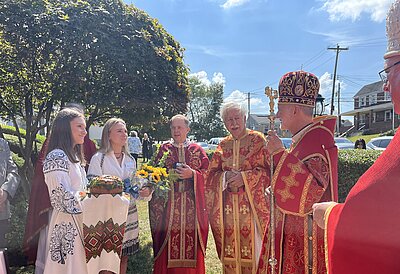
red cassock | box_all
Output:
[325,128,400,274]
[149,141,209,274]
[258,116,338,274]
[23,135,96,263]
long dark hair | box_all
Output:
[46,108,86,165]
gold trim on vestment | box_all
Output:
[312,220,317,274]
[324,203,337,274]
[303,217,309,274]
[300,174,313,215]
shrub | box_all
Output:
[380,129,395,136]
[337,149,381,202]
[1,124,46,144]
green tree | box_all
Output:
[0,0,188,197]
[187,73,227,141]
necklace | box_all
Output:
[114,152,122,159]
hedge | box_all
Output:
[1,124,46,144]
[337,149,382,202]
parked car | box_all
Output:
[208,137,224,150]
[195,141,209,152]
[334,137,355,150]
[366,136,394,150]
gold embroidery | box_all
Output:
[241,246,250,257]
[225,204,232,215]
[277,161,305,203]
[239,204,249,215]
[225,245,234,256]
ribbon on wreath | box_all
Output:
[123,178,140,199]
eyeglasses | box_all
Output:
[379,60,400,84]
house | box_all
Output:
[340,81,399,134]
[247,114,286,136]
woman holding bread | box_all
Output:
[87,118,151,274]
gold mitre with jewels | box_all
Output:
[278,70,320,108]
[385,0,400,59]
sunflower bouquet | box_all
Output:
[133,163,172,200]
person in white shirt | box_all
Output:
[127,130,141,168]
[87,118,151,274]
[36,108,88,274]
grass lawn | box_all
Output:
[130,201,222,274]
[348,133,380,143]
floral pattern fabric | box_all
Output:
[38,149,87,274]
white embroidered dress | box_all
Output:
[41,149,87,274]
[88,151,145,256]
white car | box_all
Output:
[208,137,224,150]
[334,138,355,150]
[366,136,394,150]
[195,141,209,152]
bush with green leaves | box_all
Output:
[337,149,381,202]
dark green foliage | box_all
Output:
[0,0,188,195]
[337,149,382,202]
[186,76,227,141]
[1,124,46,144]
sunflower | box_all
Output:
[151,173,161,183]
[137,169,148,178]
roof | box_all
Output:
[354,81,383,98]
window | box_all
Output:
[377,92,385,102]
[372,112,376,123]
[366,95,370,106]
[360,97,365,107]
[385,110,392,121]
[359,114,366,124]
[354,98,359,108]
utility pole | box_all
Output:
[247,92,251,127]
[337,82,341,135]
[328,44,348,115]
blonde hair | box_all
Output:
[100,118,130,156]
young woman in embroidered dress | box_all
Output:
[35,108,88,274]
[87,118,152,274]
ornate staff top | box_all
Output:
[265,86,278,124]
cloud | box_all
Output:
[224,90,263,112]
[221,0,250,10]
[190,71,211,86]
[189,71,226,86]
[212,72,226,86]
[319,0,392,22]
[319,72,347,114]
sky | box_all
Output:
[126,0,393,117]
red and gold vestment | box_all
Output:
[206,130,270,274]
[258,116,338,274]
[149,141,209,274]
